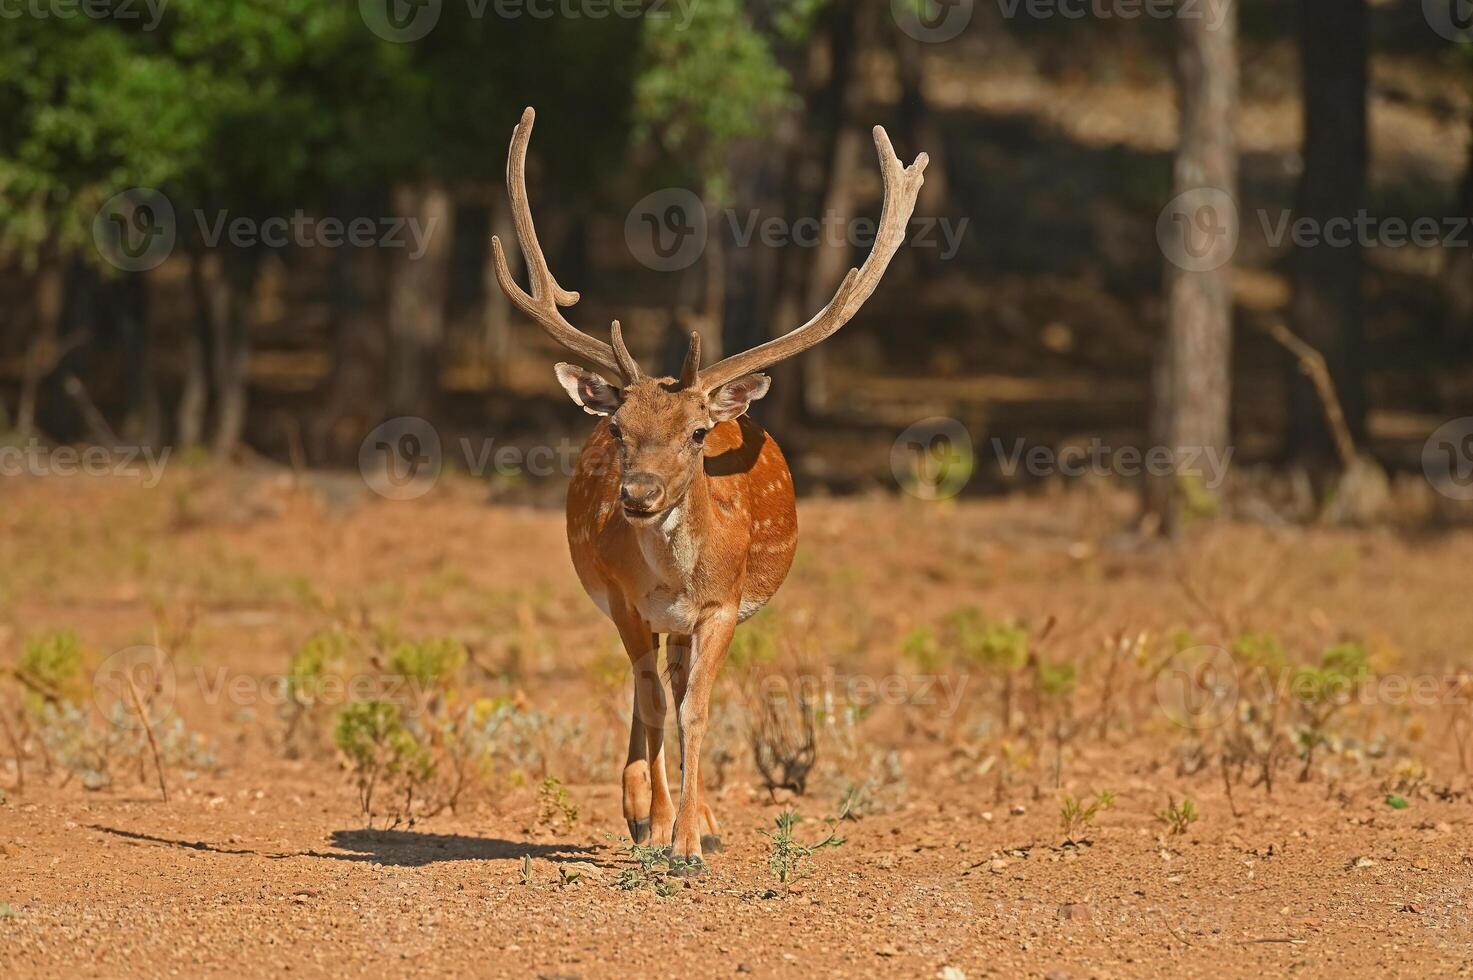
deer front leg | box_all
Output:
[613,607,674,848]
[670,608,737,874]
[668,634,723,855]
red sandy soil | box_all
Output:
[1,471,1472,978]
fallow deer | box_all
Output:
[491,107,926,873]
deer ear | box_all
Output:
[555,363,622,416]
[708,373,771,422]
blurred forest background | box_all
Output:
[2,0,1471,528]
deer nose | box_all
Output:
[620,473,662,511]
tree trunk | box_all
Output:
[1444,122,1473,349]
[387,181,453,419]
[310,195,392,463]
[17,260,67,438]
[891,23,950,231]
[799,0,880,419]
[179,250,213,452]
[1145,0,1239,534]
[483,192,519,387]
[1289,0,1367,466]
[110,273,160,448]
[208,248,258,460]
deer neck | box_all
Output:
[628,469,712,588]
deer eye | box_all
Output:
[692,427,708,444]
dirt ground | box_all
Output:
[2,470,1473,978]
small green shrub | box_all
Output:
[900,626,946,673]
[762,808,846,894]
[333,700,433,826]
[16,631,88,710]
[1058,789,1115,840]
[1155,796,1200,835]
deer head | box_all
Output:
[491,106,928,521]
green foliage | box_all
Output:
[944,609,1029,674]
[1384,794,1410,810]
[762,808,846,893]
[537,775,580,830]
[900,626,946,673]
[1058,789,1115,840]
[727,607,780,675]
[1293,642,1369,707]
[617,841,679,897]
[1230,632,1288,673]
[286,630,350,705]
[386,637,467,693]
[634,0,816,202]
[1155,797,1199,835]
[333,700,433,825]
[16,630,87,709]
[1037,660,1078,701]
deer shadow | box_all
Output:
[90,824,606,868]
[306,828,606,868]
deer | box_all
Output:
[491,107,926,874]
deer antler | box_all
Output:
[491,107,640,382]
[696,126,928,393]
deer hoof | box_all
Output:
[700,834,724,854]
[628,819,651,845]
[668,854,706,877]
